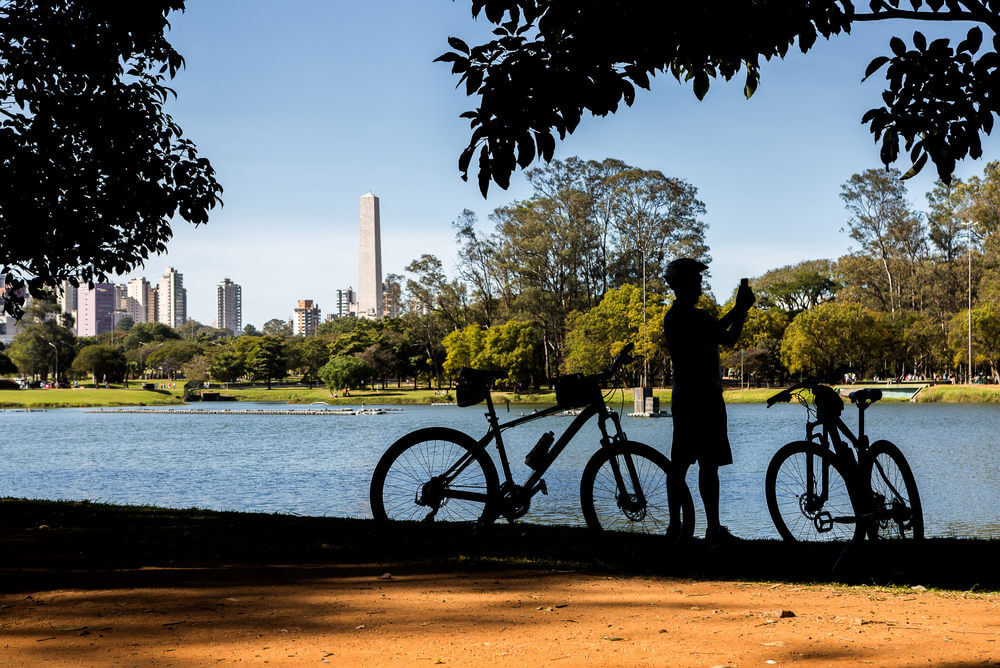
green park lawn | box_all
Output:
[913,384,1000,403]
[0,387,184,409]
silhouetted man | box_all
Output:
[663,258,754,545]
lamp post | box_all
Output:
[138,342,151,380]
[966,219,975,385]
[740,349,746,390]
[47,341,58,388]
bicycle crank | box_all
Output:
[500,482,532,521]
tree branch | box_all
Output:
[853,7,1000,34]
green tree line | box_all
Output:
[5,157,1000,391]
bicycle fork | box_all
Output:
[599,411,649,518]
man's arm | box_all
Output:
[718,306,749,347]
[717,281,755,346]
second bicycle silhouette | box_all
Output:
[370,343,695,535]
[766,381,924,542]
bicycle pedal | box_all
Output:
[536,479,548,496]
[815,511,834,533]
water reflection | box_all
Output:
[1,401,998,539]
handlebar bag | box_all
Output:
[555,374,600,409]
[813,385,844,421]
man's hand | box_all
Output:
[735,279,756,312]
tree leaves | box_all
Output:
[0,0,221,318]
[442,0,998,195]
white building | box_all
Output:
[126,277,154,323]
[336,287,355,318]
[358,193,383,319]
[157,267,186,328]
[216,278,242,334]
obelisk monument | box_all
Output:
[359,192,383,319]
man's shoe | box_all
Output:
[665,522,695,549]
[705,525,741,546]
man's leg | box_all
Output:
[699,464,721,533]
[667,459,692,539]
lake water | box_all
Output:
[2,400,999,539]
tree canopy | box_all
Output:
[0,0,221,317]
[440,0,1000,195]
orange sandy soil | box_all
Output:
[2,565,998,667]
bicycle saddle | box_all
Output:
[848,388,883,405]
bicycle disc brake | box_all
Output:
[800,492,834,533]
[618,493,647,521]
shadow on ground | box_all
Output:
[1,498,996,593]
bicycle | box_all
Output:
[764,380,923,542]
[370,343,694,534]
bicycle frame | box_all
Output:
[432,391,641,512]
[802,400,909,529]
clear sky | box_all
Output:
[128,1,999,328]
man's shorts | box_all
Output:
[670,391,733,467]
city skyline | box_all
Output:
[103,2,997,327]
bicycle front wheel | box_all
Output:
[863,440,923,540]
[765,441,862,542]
[370,427,499,525]
[580,441,690,535]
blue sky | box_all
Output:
[132,2,999,327]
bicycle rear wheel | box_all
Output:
[370,427,499,525]
[765,441,862,542]
[863,440,923,540]
[580,441,693,535]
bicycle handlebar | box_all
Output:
[609,342,634,376]
[766,380,817,407]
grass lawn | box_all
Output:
[5,381,999,409]
[915,384,1000,403]
[0,387,184,409]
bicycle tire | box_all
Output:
[862,440,924,540]
[580,441,693,535]
[370,427,499,525]
[765,441,863,542]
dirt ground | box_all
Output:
[2,565,998,667]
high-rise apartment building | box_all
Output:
[358,193,383,319]
[157,267,186,328]
[58,280,77,317]
[126,277,154,323]
[336,287,355,318]
[77,283,116,337]
[294,299,320,336]
[216,278,242,334]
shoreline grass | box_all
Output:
[3,382,998,409]
[1,497,997,591]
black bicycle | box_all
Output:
[370,344,694,534]
[765,381,923,542]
